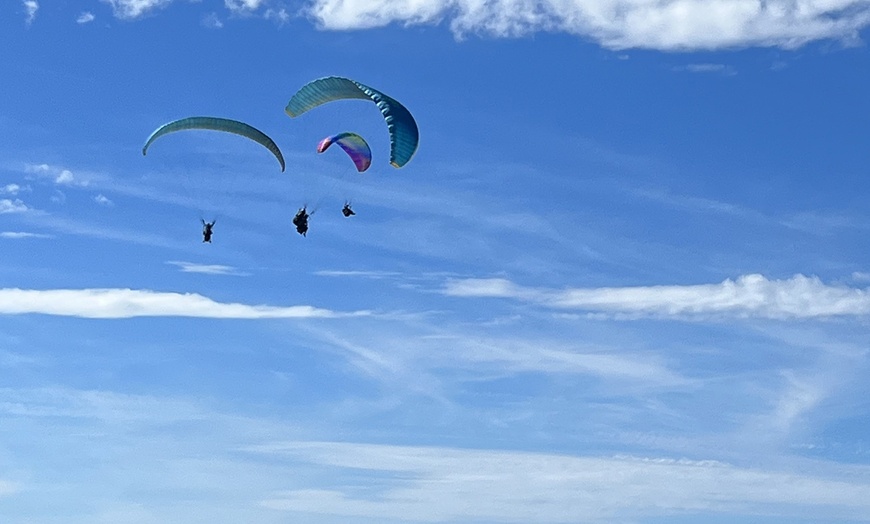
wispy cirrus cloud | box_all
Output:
[16,213,185,249]
[201,12,223,28]
[764,371,828,436]
[0,386,316,523]
[264,7,289,23]
[628,187,764,220]
[296,325,690,404]
[0,288,369,319]
[167,261,250,276]
[0,387,206,422]
[5,381,870,523]
[314,269,403,279]
[251,440,870,523]
[673,63,737,76]
[448,336,687,384]
[443,273,870,319]
[780,210,870,235]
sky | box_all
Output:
[2,0,870,522]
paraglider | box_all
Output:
[314,133,370,216]
[201,219,216,243]
[292,207,310,237]
[142,116,286,172]
[286,77,419,168]
[143,116,286,241]
[317,132,372,173]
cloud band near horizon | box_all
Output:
[250,440,870,522]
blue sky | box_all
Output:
[3,0,870,522]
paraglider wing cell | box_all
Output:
[317,132,372,172]
[142,116,286,172]
[286,77,419,168]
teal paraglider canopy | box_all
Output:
[285,77,419,169]
[143,116,286,172]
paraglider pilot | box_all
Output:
[293,207,309,237]
[342,203,355,217]
[201,219,216,243]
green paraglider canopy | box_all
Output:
[286,77,419,169]
[143,116,286,172]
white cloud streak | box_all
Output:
[0,288,369,319]
[166,261,250,276]
[252,441,870,522]
[443,274,870,319]
[781,210,870,235]
[0,231,51,239]
[448,336,688,384]
[314,269,404,279]
[0,387,204,422]
[673,63,737,75]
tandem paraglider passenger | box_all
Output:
[292,207,309,237]
[201,219,216,243]
[342,203,355,217]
